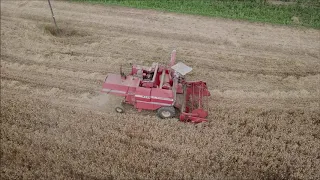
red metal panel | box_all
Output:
[125,87,137,105]
[154,71,161,87]
[102,84,128,97]
[101,74,140,96]
[104,74,140,87]
[135,87,151,101]
[150,88,174,109]
[135,87,155,110]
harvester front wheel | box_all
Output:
[157,106,175,119]
[115,106,124,113]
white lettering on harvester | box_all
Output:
[136,100,174,106]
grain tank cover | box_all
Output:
[171,62,192,76]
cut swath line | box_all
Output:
[2,61,104,81]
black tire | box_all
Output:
[157,106,175,119]
[115,106,124,113]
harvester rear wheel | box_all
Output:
[157,106,175,119]
[115,106,124,113]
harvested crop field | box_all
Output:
[1,1,320,179]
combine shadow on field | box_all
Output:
[44,25,89,38]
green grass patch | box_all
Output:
[71,0,320,29]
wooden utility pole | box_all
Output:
[48,0,59,31]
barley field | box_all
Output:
[1,1,320,179]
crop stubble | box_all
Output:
[1,1,320,179]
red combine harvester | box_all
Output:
[101,50,211,123]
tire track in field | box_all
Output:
[1,69,101,94]
[0,78,115,113]
[1,54,117,75]
[1,60,106,81]
[210,89,319,100]
[0,78,98,103]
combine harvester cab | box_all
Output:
[101,50,211,123]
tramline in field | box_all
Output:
[101,50,211,123]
